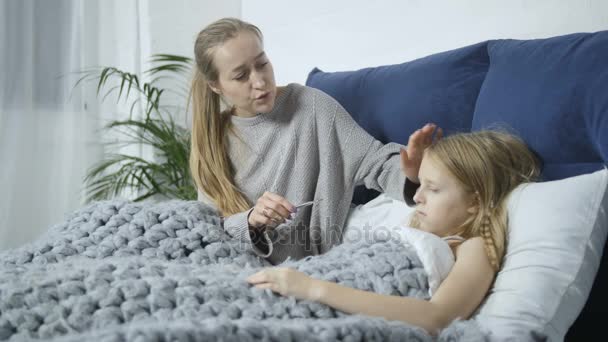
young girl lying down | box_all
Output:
[247,129,540,335]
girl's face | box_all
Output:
[413,155,478,237]
[209,31,277,118]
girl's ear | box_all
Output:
[467,191,480,214]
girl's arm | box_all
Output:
[247,237,494,335]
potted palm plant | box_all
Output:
[75,54,197,202]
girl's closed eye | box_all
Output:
[420,183,438,193]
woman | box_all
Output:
[247,130,541,334]
[189,17,439,264]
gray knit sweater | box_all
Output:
[198,83,411,264]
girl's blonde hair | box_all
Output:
[409,130,541,271]
[189,18,262,215]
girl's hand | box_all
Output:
[400,123,443,184]
[248,192,296,229]
[246,267,322,301]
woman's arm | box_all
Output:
[319,93,438,204]
[247,237,494,334]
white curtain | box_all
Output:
[0,0,149,251]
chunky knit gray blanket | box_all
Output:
[0,200,487,341]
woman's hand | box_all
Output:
[400,123,443,184]
[248,192,296,229]
[246,267,322,301]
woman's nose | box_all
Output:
[251,72,266,88]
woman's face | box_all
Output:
[412,155,478,237]
[209,30,277,118]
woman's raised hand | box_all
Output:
[400,123,443,184]
[248,191,296,229]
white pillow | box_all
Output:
[475,168,608,341]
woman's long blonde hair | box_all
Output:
[189,18,262,215]
[409,130,541,271]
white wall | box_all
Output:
[146,0,241,59]
[243,0,608,85]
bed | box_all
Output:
[306,30,608,341]
[1,30,607,341]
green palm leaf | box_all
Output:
[78,54,197,203]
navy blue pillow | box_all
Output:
[306,42,490,203]
[472,31,608,181]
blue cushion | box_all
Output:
[306,42,490,203]
[472,31,608,181]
